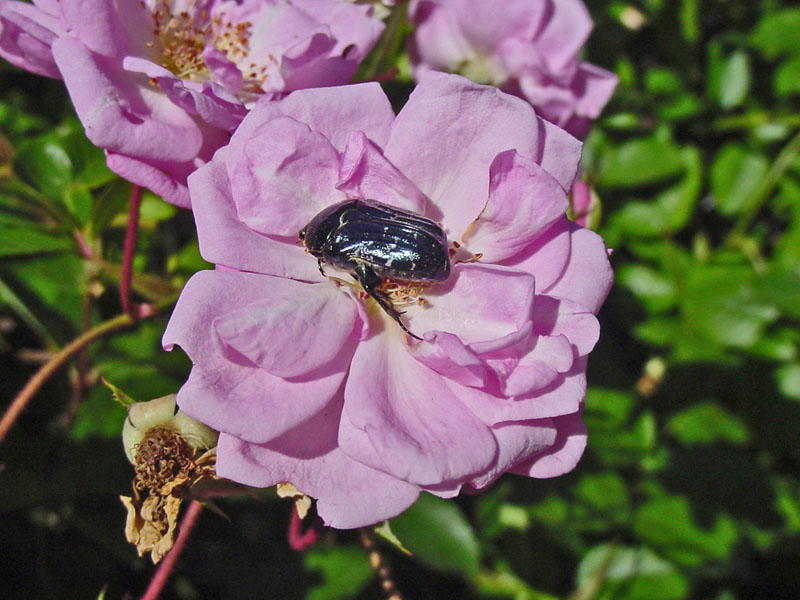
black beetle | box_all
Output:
[299,199,451,339]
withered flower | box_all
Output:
[120,394,217,563]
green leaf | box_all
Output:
[64,184,93,227]
[757,266,800,319]
[572,472,632,531]
[604,202,668,243]
[682,264,779,349]
[3,253,86,327]
[575,544,689,600]
[14,135,74,198]
[90,179,131,236]
[656,146,702,230]
[598,135,685,189]
[634,316,680,346]
[751,9,800,59]
[305,547,372,600]
[138,191,178,229]
[711,144,769,215]
[645,68,682,95]
[529,495,570,528]
[775,363,800,401]
[750,327,799,362]
[715,50,751,109]
[618,264,677,313]
[666,402,750,445]
[374,521,412,555]
[775,478,800,531]
[0,220,72,257]
[634,496,739,566]
[680,0,699,43]
[589,412,658,467]
[390,493,480,575]
[775,55,800,97]
[657,92,702,121]
[586,390,658,466]
[575,472,630,512]
[585,388,635,430]
[71,386,128,440]
[0,275,56,347]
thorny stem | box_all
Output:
[121,184,143,319]
[360,527,403,600]
[287,504,321,551]
[0,297,176,445]
[140,500,204,600]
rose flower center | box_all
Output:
[148,1,266,93]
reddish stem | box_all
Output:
[287,505,320,551]
[140,500,204,600]
[1,314,131,444]
[61,293,93,427]
[120,184,142,319]
[0,298,173,446]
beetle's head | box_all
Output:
[298,227,307,242]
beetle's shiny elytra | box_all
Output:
[299,199,451,339]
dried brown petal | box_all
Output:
[276,482,312,519]
[121,494,182,564]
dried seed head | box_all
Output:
[120,394,218,563]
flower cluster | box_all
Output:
[2,0,615,529]
[0,0,385,206]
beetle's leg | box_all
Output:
[353,263,422,341]
[317,258,327,278]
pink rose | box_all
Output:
[163,72,613,528]
[407,0,617,138]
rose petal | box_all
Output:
[52,37,204,161]
[455,356,587,424]
[213,284,358,378]
[343,332,497,486]
[412,330,487,388]
[531,295,600,357]
[502,217,571,289]
[163,270,350,443]
[386,73,581,235]
[511,411,587,478]
[540,223,613,314]
[217,399,420,529]
[122,56,246,132]
[59,0,152,58]
[230,115,344,236]
[0,0,64,78]
[406,262,535,345]
[470,417,558,489]
[269,82,395,151]
[385,72,543,234]
[337,131,427,214]
[407,0,474,76]
[463,149,568,262]
[188,156,324,281]
[494,334,573,397]
[106,152,192,209]
[534,0,593,74]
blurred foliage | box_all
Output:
[1,1,800,599]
